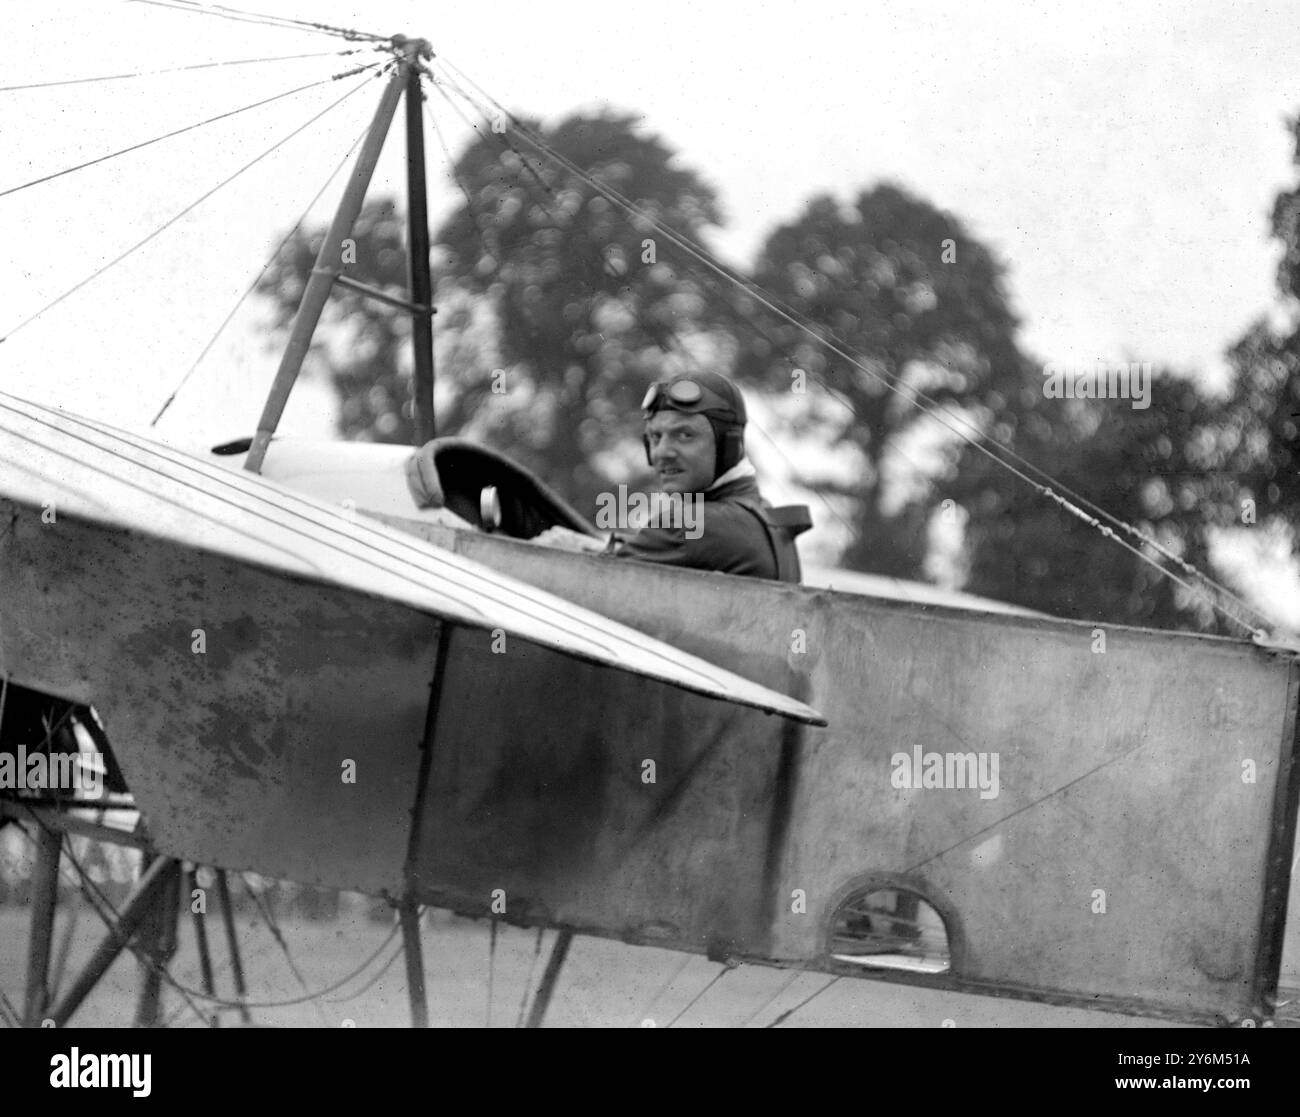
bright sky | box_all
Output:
[3,0,1298,446]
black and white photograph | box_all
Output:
[0,0,1296,1078]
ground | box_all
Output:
[6,900,1294,1028]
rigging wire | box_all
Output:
[13,806,214,1027]
[532,129,1269,629]
[513,927,545,1028]
[0,49,367,92]
[161,896,395,1024]
[424,64,555,202]
[160,917,284,1027]
[170,918,404,1011]
[0,58,384,200]
[153,889,407,1015]
[763,975,839,1027]
[0,65,386,346]
[738,967,805,1028]
[434,56,1269,622]
[423,97,478,223]
[664,963,735,1028]
[240,873,334,1026]
[425,70,924,604]
[431,58,1271,636]
[151,119,372,426]
[323,921,406,1004]
[422,71,876,583]
[661,330,927,604]
[486,918,499,1027]
[627,952,693,1027]
[128,0,391,43]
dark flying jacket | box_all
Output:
[606,474,806,583]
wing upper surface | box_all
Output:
[0,392,826,726]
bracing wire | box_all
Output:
[194,0,388,40]
[514,927,545,1028]
[556,145,1268,627]
[425,63,555,201]
[426,68,928,602]
[424,69,944,607]
[661,330,927,605]
[664,963,734,1028]
[627,952,693,1027]
[170,916,402,1011]
[738,967,805,1028]
[0,64,386,346]
[153,882,407,1016]
[163,905,401,1023]
[14,806,214,1028]
[422,69,871,580]
[151,119,372,426]
[0,59,383,200]
[486,918,499,1027]
[323,922,406,1004]
[430,56,1272,636]
[160,917,284,1027]
[128,0,390,43]
[0,49,367,92]
[423,97,477,221]
[764,975,839,1027]
[241,873,334,1026]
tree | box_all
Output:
[433,110,727,509]
[940,372,1238,631]
[255,110,727,512]
[731,184,1029,579]
[940,113,1300,633]
[1219,114,1300,529]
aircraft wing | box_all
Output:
[0,392,825,726]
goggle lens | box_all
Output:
[641,379,706,410]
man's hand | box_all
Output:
[531,526,608,554]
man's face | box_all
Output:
[645,410,715,493]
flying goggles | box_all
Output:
[641,377,738,419]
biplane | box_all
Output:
[1,23,1298,1030]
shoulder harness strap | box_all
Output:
[733,500,811,582]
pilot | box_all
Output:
[540,372,809,582]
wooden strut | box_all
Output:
[332,272,432,316]
[215,869,252,1025]
[13,796,255,1027]
[44,856,178,1027]
[244,57,408,475]
[400,620,454,1028]
[187,864,219,1027]
[404,39,436,445]
[133,856,181,1027]
[22,824,61,1026]
[525,930,573,1029]
[245,39,437,475]
[0,798,149,849]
